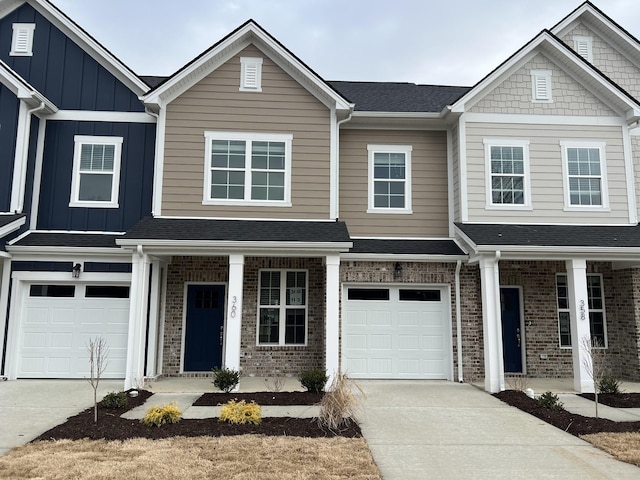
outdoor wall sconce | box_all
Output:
[72,263,82,278]
[394,262,403,278]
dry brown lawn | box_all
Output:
[0,435,381,480]
[582,432,640,467]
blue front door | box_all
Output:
[184,284,225,372]
[501,287,523,373]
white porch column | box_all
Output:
[566,259,594,393]
[224,254,244,372]
[479,255,504,393]
[0,257,11,376]
[145,259,161,378]
[124,250,151,390]
[325,254,340,385]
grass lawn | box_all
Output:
[582,432,640,468]
[0,435,381,480]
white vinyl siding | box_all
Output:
[367,145,412,214]
[203,131,292,206]
[530,70,553,103]
[483,139,531,209]
[240,57,263,91]
[69,136,123,208]
[10,23,35,56]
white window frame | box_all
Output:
[560,141,609,211]
[367,144,413,214]
[69,135,123,208]
[556,273,607,349]
[256,269,308,346]
[483,139,532,210]
[10,23,35,56]
[203,131,292,206]
[240,57,263,92]
[530,69,553,103]
[573,36,593,62]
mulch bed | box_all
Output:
[579,393,640,408]
[193,391,323,406]
[494,390,640,436]
[33,390,361,442]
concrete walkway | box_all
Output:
[358,380,640,480]
[0,379,122,456]
[559,393,640,421]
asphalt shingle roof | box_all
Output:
[456,223,640,248]
[350,239,466,255]
[122,217,351,243]
[11,233,121,248]
[328,81,471,112]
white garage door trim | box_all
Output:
[342,283,453,380]
[5,272,131,379]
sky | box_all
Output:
[49,0,640,87]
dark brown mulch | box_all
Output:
[193,391,324,406]
[579,393,640,408]
[494,390,640,436]
[33,390,361,442]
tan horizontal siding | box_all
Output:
[465,122,631,224]
[162,44,331,219]
[339,129,449,238]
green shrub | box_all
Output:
[141,403,182,427]
[212,367,240,393]
[299,368,328,393]
[599,375,621,394]
[100,391,128,409]
[219,399,261,425]
[536,391,564,411]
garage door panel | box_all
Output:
[343,285,450,380]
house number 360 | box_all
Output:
[230,296,237,318]
[579,299,586,321]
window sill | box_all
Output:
[485,204,533,211]
[69,201,119,209]
[255,344,307,349]
[203,200,292,207]
[563,206,610,213]
[366,208,413,215]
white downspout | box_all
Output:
[455,259,463,383]
[16,102,46,213]
[333,111,353,219]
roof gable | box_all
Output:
[450,30,640,123]
[0,0,148,95]
[0,57,55,110]
[143,20,352,113]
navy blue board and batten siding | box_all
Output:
[0,83,20,211]
[0,3,144,112]
[37,120,155,232]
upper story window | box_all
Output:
[257,270,307,346]
[204,131,292,206]
[556,273,607,348]
[573,36,593,62]
[240,57,263,91]
[530,69,553,103]
[10,23,35,56]
[560,141,608,210]
[367,145,412,214]
[483,139,531,209]
[69,136,123,208]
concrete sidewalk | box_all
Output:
[559,393,640,421]
[358,380,640,479]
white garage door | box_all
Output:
[18,284,130,378]
[342,285,450,379]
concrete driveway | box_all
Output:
[359,380,640,480]
[0,379,122,455]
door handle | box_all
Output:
[220,325,224,346]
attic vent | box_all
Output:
[531,70,552,103]
[240,57,263,91]
[573,36,593,62]
[11,23,35,56]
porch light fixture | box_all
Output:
[394,262,403,278]
[72,263,82,278]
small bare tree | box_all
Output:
[86,337,109,423]
[580,335,608,418]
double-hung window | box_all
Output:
[69,136,122,208]
[257,270,307,346]
[484,139,531,208]
[367,145,412,213]
[556,273,607,348]
[204,132,292,206]
[560,141,608,210]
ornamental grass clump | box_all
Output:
[219,399,262,425]
[141,403,182,427]
[319,372,364,431]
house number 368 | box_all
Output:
[579,299,586,321]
